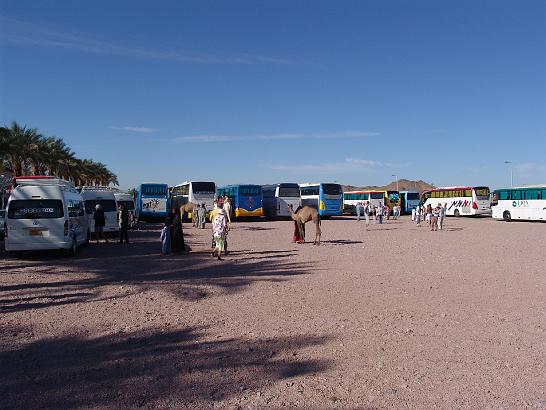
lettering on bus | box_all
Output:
[447,199,471,210]
[512,200,529,208]
[142,198,165,212]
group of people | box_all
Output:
[412,203,448,231]
[92,203,130,244]
[160,197,233,260]
[354,202,401,227]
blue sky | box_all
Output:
[1,0,545,190]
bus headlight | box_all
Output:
[319,201,325,210]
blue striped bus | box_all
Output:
[299,183,343,217]
[216,184,263,218]
[136,183,169,221]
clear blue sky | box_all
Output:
[1,0,545,190]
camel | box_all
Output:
[179,202,199,225]
[287,204,321,245]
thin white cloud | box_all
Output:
[110,126,157,133]
[1,17,296,65]
[171,130,378,144]
[270,158,393,174]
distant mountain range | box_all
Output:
[342,179,435,193]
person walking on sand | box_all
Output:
[426,204,433,226]
[415,206,421,227]
[438,203,446,231]
[377,203,384,224]
[197,203,206,229]
[431,205,440,231]
[93,204,108,244]
[118,203,129,244]
[223,197,232,224]
[364,201,371,229]
[356,201,362,221]
[212,208,228,260]
[160,220,171,255]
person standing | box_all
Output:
[118,203,129,244]
[170,208,185,253]
[431,205,440,231]
[93,204,108,244]
[415,206,421,226]
[160,220,171,255]
[212,208,228,260]
[438,203,446,231]
[364,201,371,229]
[223,197,232,224]
[426,204,433,226]
[377,203,384,224]
[197,203,206,229]
[356,201,362,222]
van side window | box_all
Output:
[68,200,78,217]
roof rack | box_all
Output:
[78,185,116,192]
[15,176,75,188]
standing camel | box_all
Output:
[179,202,198,225]
[287,204,321,245]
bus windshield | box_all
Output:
[322,184,342,195]
[8,200,64,219]
[278,186,300,197]
[192,182,215,194]
[474,187,490,200]
[239,186,261,196]
[141,185,167,196]
[85,200,117,214]
[406,192,419,200]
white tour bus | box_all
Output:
[5,177,89,255]
[262,183,301,218]
[491,185,546,222]
[79,186,119,234]
[342,190,385,214]
[114,191,136,227]
[420,186,491,216]
[171,181,216,214]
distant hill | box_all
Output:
[342,179,435,193]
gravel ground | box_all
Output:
[1,216,545,409]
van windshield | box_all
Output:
[85,200,117,214]
[8,200,64,219]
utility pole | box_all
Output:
[391,174,399,192]
[504,161,513,187]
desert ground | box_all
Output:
[1,216,545,409]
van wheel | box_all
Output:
[453,209,460,217]
[67,237,77,257]
[503,211,512,222]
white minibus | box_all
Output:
[80,186,119,235]
[5,178,89,255]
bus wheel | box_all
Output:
[67,237,77,257]
[453,209,460,217]
[503,211,512,222]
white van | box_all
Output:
[80,187,119,235]
[5,179,89,255]
[114,191,136,228]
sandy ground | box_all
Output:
[0,216,545,409]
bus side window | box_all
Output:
[511,190,521,200]
[525,190,539,200]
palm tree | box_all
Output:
[1,121,118,186]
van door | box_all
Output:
[7,199,66,244]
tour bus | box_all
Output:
[420,186,491,216]
[299,183,343,217]
[491,185,546,222]
[400,190,420,214]
[383,190,401,210]
[216,184,263,218]
[136,183,170,221]
[171,181,216,216]
[5,177,89,256]
[262,183,301,218]
[342,190,385,214]
[80,186,119,235]
[113,191,136,228]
